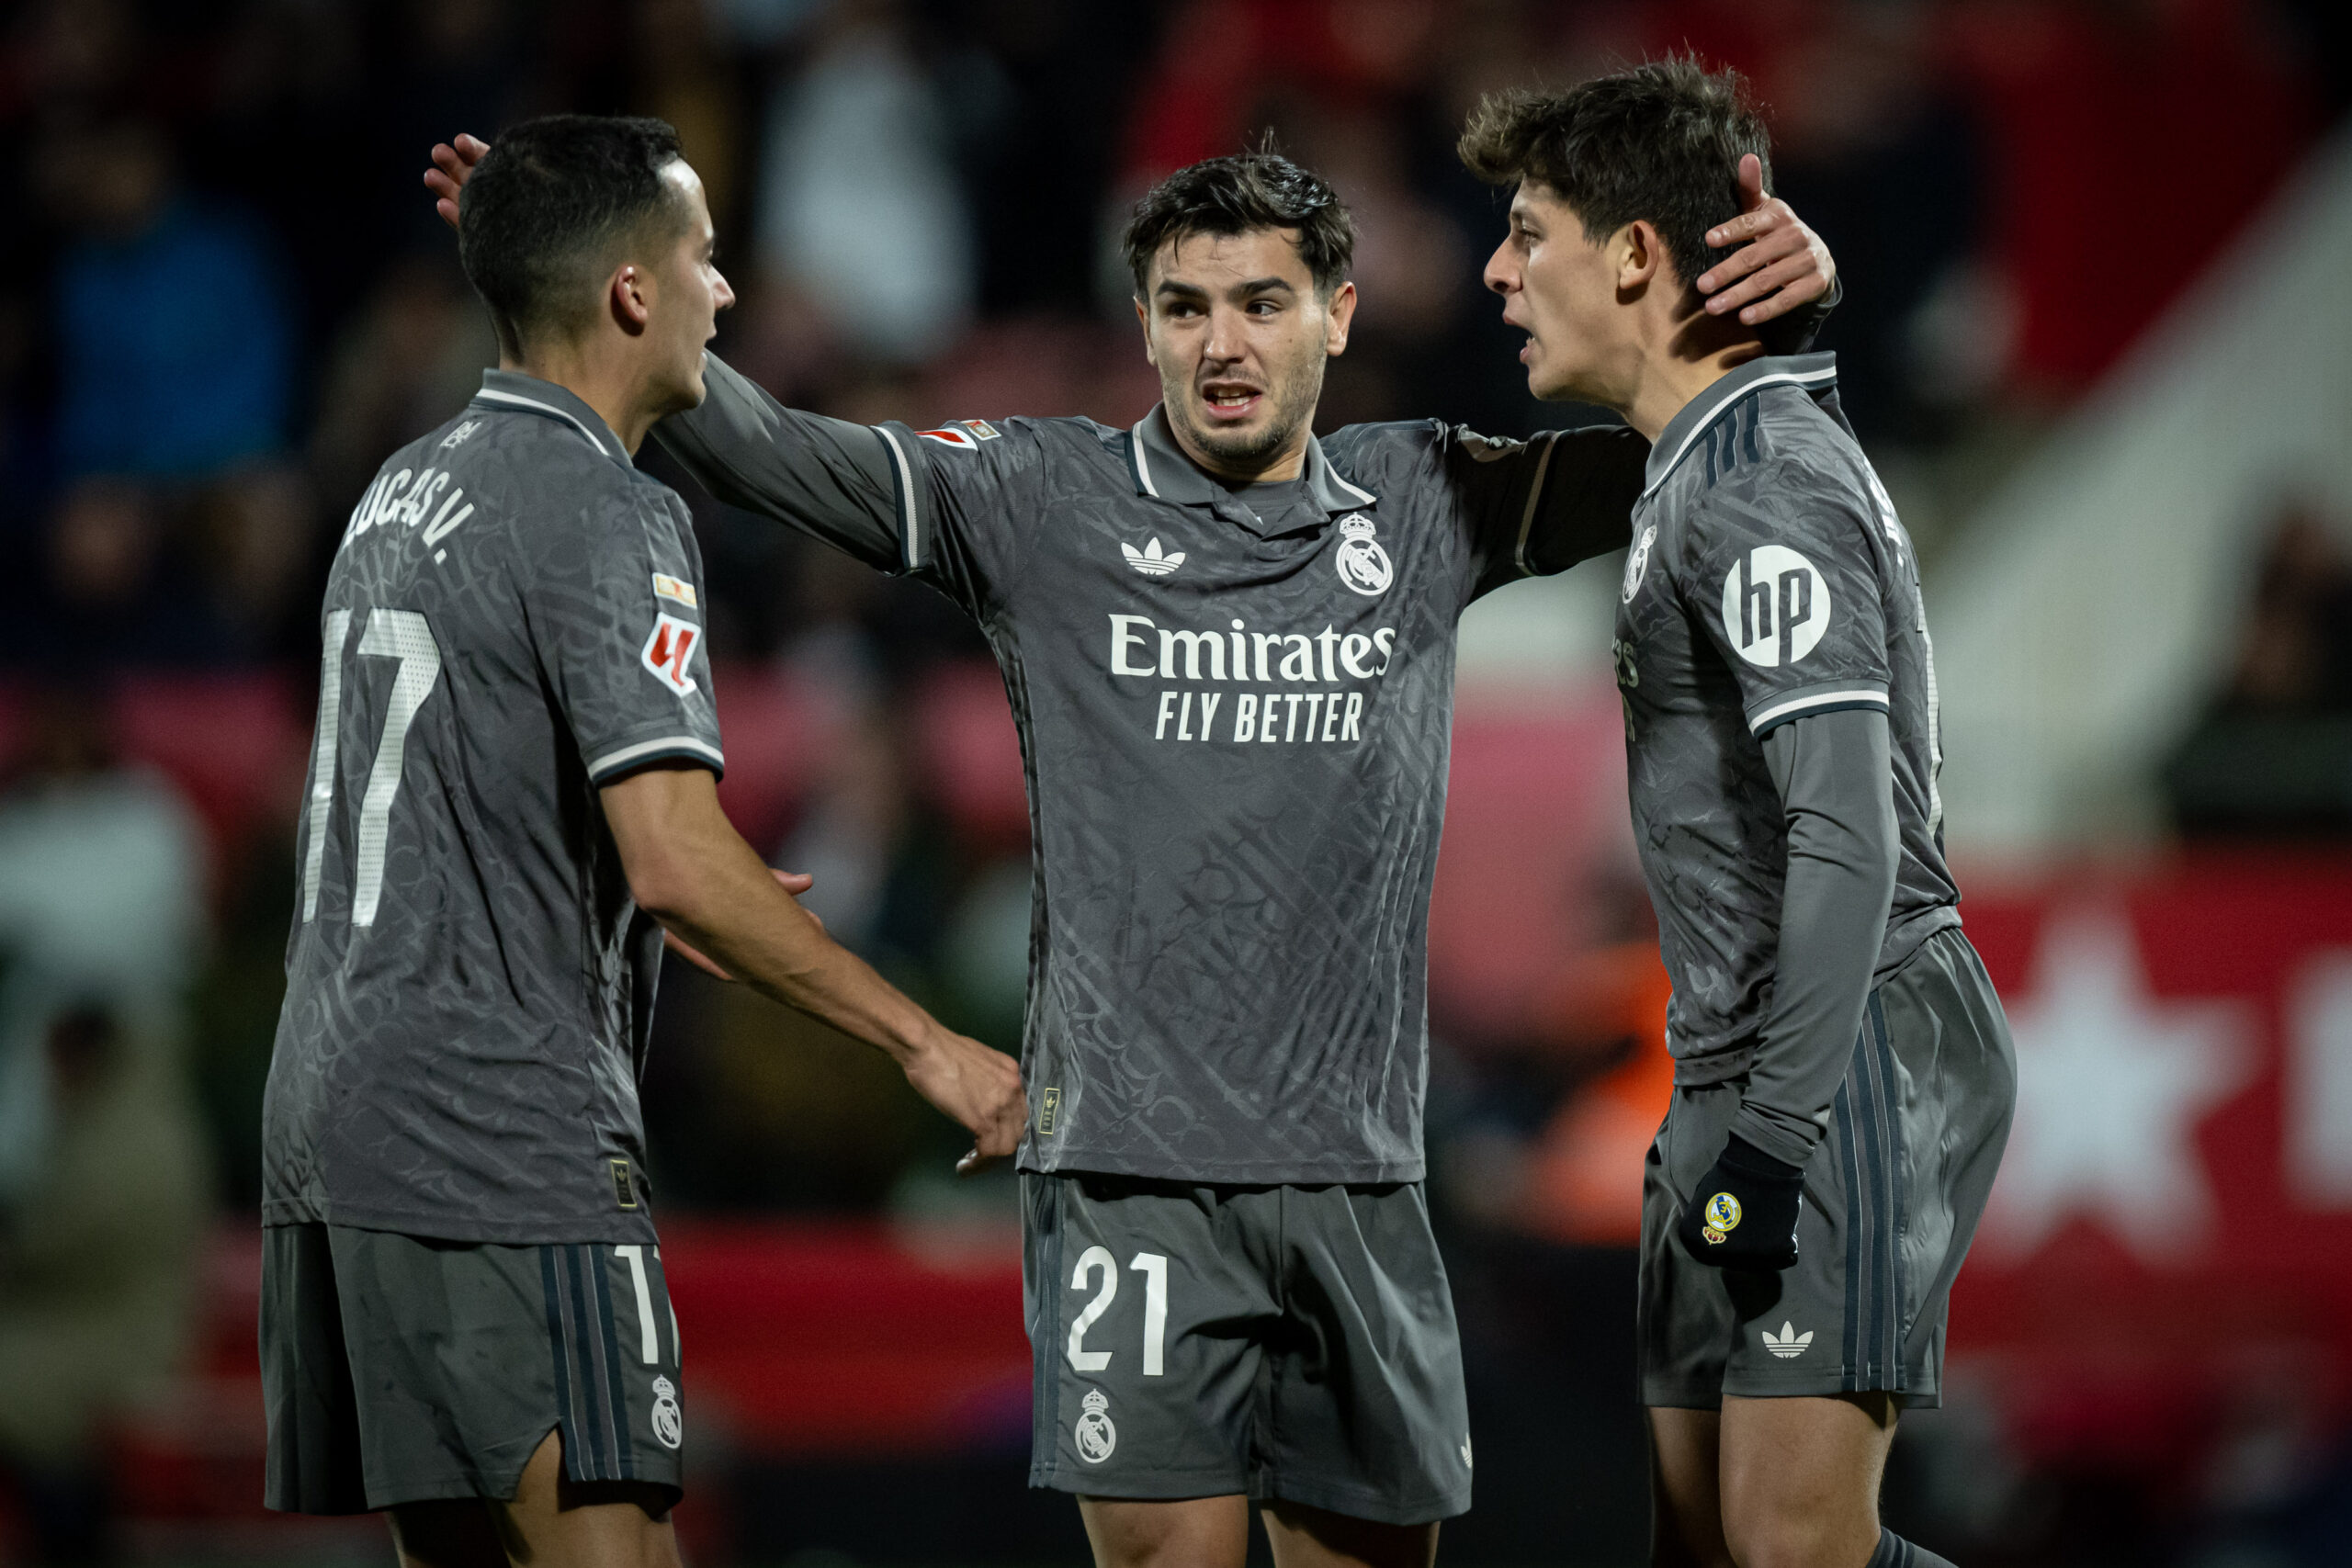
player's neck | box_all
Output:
[502,346,660,457]
[1159,411,1310,486]
[1621,304,1768,443]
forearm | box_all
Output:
[1533,423,1649,570]
[605,768,941,1063]
[1736,708,1897,1168]
[652,832,939,1064]
[1475,423,1649,592]
[653,354,907,571]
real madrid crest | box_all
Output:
[650,1374,684,1450]
[1699,1190,1743,1247]
[1074,1387,1117,1463]
[1622,522,1657,603]
[1334,513,1393,597]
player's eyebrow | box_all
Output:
[1153,276,1298,301]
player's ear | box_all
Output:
[1323,280,1357,357]
[610,264,652,335]
[1135,297,1158,367]
[1617,221,1663,290]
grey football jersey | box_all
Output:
[1611,354,1960,1086]
[262,370,723,1244]
[659,357,1645,1182]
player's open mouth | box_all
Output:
[1519,333,1537,364]
[1200,384,1262,421]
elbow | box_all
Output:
[624,851,696,927]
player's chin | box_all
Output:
[1525,363,1579,403]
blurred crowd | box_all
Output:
[0,0,2344,1556]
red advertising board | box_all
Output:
[1951,854,2352,1479]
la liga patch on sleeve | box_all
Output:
[641,613,701,696]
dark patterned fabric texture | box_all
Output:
[659,356,1650,1183]
[1612,354,1962,1088]
[263,370,722,1244]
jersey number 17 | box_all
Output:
[300,606,444,927]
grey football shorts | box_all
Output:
[1640,927,2017,1408]
[261,1223,685,1514]
[1023,1173,1472,1526]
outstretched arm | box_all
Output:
[604,764,1026,1171]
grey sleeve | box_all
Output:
[1459,423,1650,600]
[650,353,908,572]
[1757,276,1842,357]
[1732,705,1898,1167]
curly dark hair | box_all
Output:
[1457,57,1770,289]
[1120,150,1356,299]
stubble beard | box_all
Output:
[1166,360,1325,478]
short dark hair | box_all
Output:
[458,114,689,355]
[1121,152,1356,299]
[1457,58,1770,290]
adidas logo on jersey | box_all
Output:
[1123,537,1185,578]
[1762,1321,1814,1359]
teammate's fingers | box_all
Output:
[1702,247,1814,312]
[1704,208,1775,249]
[1695,239,1775,295]
[1736,152,1768,212]
[1705,251,1820,313]
[772,869,815,895]
[455,132,491,164]
[1730,258,1829,324]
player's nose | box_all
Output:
[1202,302,1248,362]
[1483,239,1518,297]
[713,269,737,311]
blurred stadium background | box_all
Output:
[1,0,2348,1562]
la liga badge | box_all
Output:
[642,613,702,696]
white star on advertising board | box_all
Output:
[1982,910,2250,1262]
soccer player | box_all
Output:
[422,130,1833,1568]
[264,117,1023,1568]
[1463,63,2016,1568]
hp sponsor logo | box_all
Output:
[1720,546,1830,668]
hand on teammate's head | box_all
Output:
[1694,152,1836,327]
[424,133,490,231]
